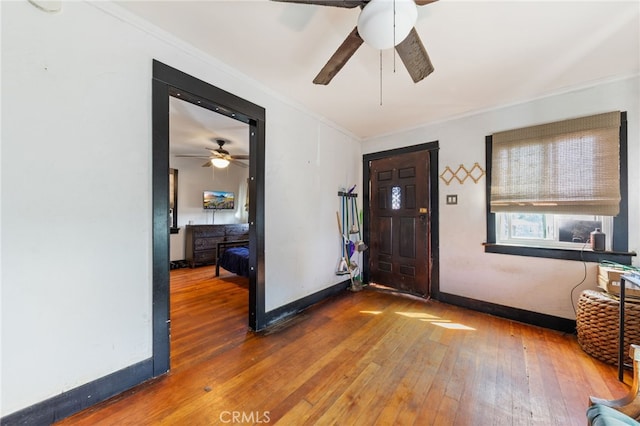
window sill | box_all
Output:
[483,243,636,265]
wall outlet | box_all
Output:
[446,195,458,205]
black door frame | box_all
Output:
[362,142,440,297]
[152,60,266,376]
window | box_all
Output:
[391,186,401,210]
[485,111,632,264]
[496,213,612,250]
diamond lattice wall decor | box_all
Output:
[439,163,485,185]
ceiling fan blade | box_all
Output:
[207,149,228,158]
[230,155,250,160]
[414,0,438,5]
[395,27,434,83]
[313,27,364,85]
[231,159,249,168]
[202,161,212,167]
[271,0,365,8]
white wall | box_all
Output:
[265,110,363,311]
[364,76,640,320]
[0,1,361,416]
[169,156,249,261]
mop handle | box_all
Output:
[351,195,356,228]
[354,196,362,240]
[345,194,349,233]
[336,211,343,237]
[336,211,344,257]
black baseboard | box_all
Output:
[263,279,351,328]
[435,292,577,334]
[1,358,155,426]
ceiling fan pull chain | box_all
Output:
[393,0,397,73]
[393,47,397,74]
[393,0,396,46]
[379,51,382,105]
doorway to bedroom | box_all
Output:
[168,95,252,371]
[152,60,266,376]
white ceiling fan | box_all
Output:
[175,139,249,168]
[272,0,437,85]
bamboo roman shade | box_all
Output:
[490,111,621,215]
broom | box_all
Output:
[335,211,349,275]
[336,211,361,291]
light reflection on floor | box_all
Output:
[358,309,476,331]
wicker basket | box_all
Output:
[576,289,640,366]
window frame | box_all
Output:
[484,111,634,265]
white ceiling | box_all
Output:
[120,0,640,140]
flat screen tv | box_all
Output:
[203,190,235,210]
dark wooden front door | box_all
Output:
[369,150,430,297]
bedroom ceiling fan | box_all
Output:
[273,0,437,85]
[176,139,249,168]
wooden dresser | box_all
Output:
[184,224,249,268]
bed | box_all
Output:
[216,240,250,277]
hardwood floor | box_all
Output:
[57,267,630,425]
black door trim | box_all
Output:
[152,60,267,376]
[362,142,440,297]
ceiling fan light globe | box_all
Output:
[211,157,230,168]
[357,0,417,50]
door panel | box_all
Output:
[399,217,416,258]
[379,216,392,254]
[369,150,430,297]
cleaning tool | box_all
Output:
[336,210,361,290]
[335,211,349,275]
[348,185,359,235]
[352,194,368,252]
